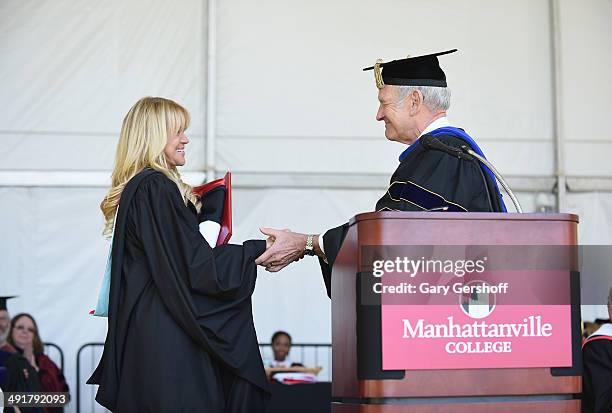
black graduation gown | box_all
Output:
[3,352,43,413]
[0,348,9,385]
[583,336,612,413]
[318,133,504,297]
[87,169,269,413]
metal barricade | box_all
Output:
[76,343,107,413]
[43,342,64,373]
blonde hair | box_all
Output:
[101,96,199,236]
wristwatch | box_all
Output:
[304,234,316,256]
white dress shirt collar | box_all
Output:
[419,116,452,138]
[589,323,612,339]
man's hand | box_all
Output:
[265,235,274,250]
[256,228,308,272]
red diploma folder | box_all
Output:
[192,172,232,245]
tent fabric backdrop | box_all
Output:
[2,0,612,412]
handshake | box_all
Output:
[196,189,325,271]
[255,228,325,272]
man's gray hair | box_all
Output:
[395,85,451,112]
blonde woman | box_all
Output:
[87,97,269,412]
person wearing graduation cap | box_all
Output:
[0,296,17,353]
[256,49,507,296]
[582,287,612,413]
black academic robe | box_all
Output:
[318,133,504,297]
[87,169,269,413]
[3,352,43,413]
[583,336,612,413]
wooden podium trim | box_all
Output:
[350,211,579,225]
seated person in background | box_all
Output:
[582,287,612,413]
[0,296,17,353]
[3,316,42,413]
[7,313,69,411]
[4,350,41,407]
[268,331,303,368]
[0,347,13,388]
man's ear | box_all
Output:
[409,89,422,115]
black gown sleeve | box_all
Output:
[133,174,265,300]
[318,223,349,298]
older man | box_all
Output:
[582,288,612,413]
[256,50,506,296]
[0,296,16,353]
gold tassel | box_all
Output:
[374,58,384,89]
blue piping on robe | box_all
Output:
[399,126,507,212]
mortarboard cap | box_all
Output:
[0,296,16,312]
[363,49,457,89]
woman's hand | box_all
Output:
[256,228,308,272]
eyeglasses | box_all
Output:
[15,325,35,333]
